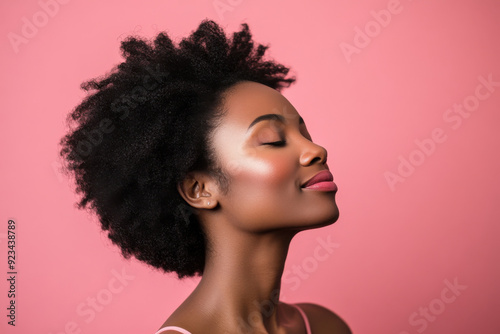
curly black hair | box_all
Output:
[59,19,296,278]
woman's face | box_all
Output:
[209,81,339,233]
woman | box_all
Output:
[59,19,351,334]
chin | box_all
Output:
[319,213,340,228]
[300,207,340,231]
[318,204,340,227]
[308,193,339,225]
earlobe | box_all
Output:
[177,172,218,209]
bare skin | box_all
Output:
[159,81,351,334]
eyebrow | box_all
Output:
[247,113,304,131]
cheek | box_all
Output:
[221,154,299,230]
[226,152,298,204]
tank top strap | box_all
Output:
[155,305,311,334]
[154,325,192,334]
[291,304,312,334]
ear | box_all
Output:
[177,171,218,210]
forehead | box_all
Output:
[218,81,300,128]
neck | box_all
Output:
[189,219,298,332]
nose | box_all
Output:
[299,139,328,166]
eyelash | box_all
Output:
[263,140,287,147]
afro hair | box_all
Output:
[59,19,296,278]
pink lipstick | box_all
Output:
[302,170,337,192]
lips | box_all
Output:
[301,170,337,192]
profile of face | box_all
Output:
[201,81,339,234]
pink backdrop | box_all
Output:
[1,0,499,333]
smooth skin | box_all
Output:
[160,81,350,334]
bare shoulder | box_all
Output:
[295,302,352,334]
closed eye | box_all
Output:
[262,140,286,147]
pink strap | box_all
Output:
[292,304,312,334]
[154,325,192,334]
[155,305,311,334]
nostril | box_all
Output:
[310,156,322,165]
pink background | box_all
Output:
[1,0,500,333]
